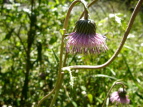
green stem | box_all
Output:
[37,0,91,106]
[49,72,64,107]
[102,81,126,107]
[79,0,98,20]
[63,53,68,67]
[49,0,90,107]
[37,72,64,107]
[63,0,88,30]
[62,0,143,70]
[37,89,54,107]
[84,8,88,20]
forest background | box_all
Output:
[0,0,143,107]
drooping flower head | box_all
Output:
[65,19,108,54]
[110,88,130,104]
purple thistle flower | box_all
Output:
[65,19,108,54]
[110,88,130,104]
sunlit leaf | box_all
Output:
[87,94,93,103]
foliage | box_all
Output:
[0,0,143,107]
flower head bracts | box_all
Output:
[65,19,108,54]
[75,19,96,34]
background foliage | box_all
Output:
[0,0,143,107]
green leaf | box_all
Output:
[72,101,77,107]
[4,28,15,40]
[52,49,59,63]
[87,94,93,103]
[49,36,58,44]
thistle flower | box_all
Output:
[65,19,108,54]
[110,88,130,104]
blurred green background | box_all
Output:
[0,0,143,107]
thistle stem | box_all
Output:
[38,0,93,107]
[48,0,93,106]
[62,0,143,70]
[37,90,54,107]
[79,0,98,19]
[102,81,126,107]
[84,6,88,20]
[49,72,64,107]
[49,0,90,106]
